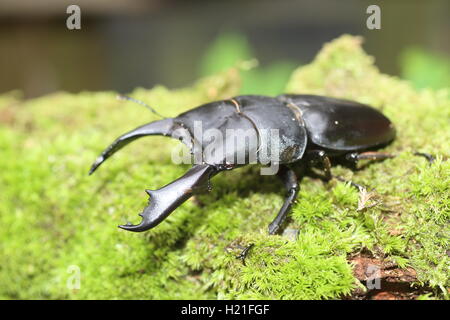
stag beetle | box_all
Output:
[89,95,396,235]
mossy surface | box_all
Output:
[0,35,448,299]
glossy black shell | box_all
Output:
[277,94,396,152]
[174,95,308,165]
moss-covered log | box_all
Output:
[0,35,448,299]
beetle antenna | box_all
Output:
[116,95,167,119]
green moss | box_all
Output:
[0,35,448,299]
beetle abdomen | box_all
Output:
[278,94,396,151]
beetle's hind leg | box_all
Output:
[413,152,435,164]
[235,243,254,266]
[344,151,395,170]
[268,165,299,235]
[345,150,435,169]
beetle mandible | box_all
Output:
[89,95,396,235]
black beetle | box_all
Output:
[89,95,396,235]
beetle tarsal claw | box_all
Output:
[118,164,217,233]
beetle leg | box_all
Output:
[344,151,395,170]
[236,243,254,266]
[344,151,435,169]
[304,150,332,180]
[413,152,435,164]
[334,176,365,192]
[268,165,299,235]
[306,150,364,190]
[347,151,435,167]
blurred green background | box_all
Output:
[0,0,448,98]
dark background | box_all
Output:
[0,0,448,98]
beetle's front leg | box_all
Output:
[235,165,299,264]
[268,165,299,235]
